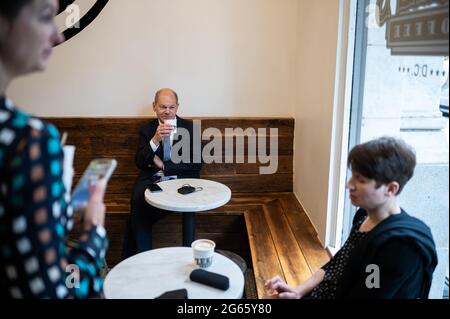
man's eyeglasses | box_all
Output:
[157,105,178,111]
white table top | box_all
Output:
[103,247,245,299]
[144,178,231,212]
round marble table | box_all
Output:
[103,247,245,299]
[145,179,231,246]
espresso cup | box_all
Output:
[192,239,215,268]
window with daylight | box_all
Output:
[341,0,449,299]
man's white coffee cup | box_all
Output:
[192,239,215,268]
[164,119,177,134]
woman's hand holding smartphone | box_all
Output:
[71,159,117,210]
[83,179,107,231]
[71,159,117,231]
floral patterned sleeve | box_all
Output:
[0,101,108,299]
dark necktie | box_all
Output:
[163,136,171,161]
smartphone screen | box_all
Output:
[71,159,117,210]
[148,183,163,193]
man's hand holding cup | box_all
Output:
[152,123,174,144]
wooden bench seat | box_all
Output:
[244,194,330,298]
[48,117,329,299]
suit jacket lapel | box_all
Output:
[149,119,164,159]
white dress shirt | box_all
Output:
[149,119,178,179]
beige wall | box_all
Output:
[7,0,343,245]
[293,0,341,244]
[7,0,298,117]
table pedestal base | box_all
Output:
[182,212,195,247]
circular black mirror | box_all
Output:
[56,0,109,45]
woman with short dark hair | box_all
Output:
[266,137,438,299]
[1,0,108,299]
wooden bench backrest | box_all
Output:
[48,118,294,205]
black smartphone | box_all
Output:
[155,288,188,299]
[148,183,163,193]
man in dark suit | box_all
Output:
[123,88,202,257]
